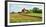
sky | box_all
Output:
[8,2,44,12]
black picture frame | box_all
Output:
[5,1,45,27]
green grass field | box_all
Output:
[10,13,42,23]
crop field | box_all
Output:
[10,13,42,23]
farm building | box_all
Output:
[22,8,28,13]
[18,8,28,13]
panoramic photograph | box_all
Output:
[8,2,44,25]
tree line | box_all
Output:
[10,7,42,14]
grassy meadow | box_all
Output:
[10,13,42,23]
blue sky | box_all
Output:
[8,2,43,12]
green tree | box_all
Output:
[32,7,39,13]
[32,7,42,13]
